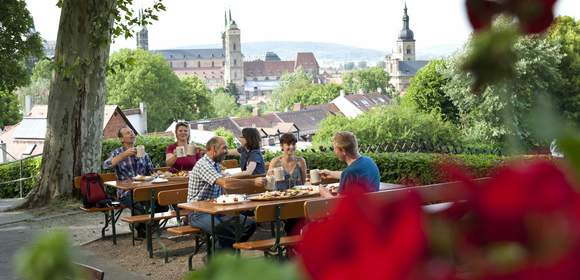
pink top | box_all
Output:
[166,143,202,171]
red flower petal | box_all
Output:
[465,0,503,32]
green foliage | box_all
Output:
[547,16,580,124]
[15,231,79,280]
[271,69,313,110]
[445,32,564,149]
[342,67,393,96]
[31,59,54,82]
[101,135,174,168]
[181,76,213,120]
[0,0,43,93]
[313,105,462,148]
[403,60,459,123]
[0,90,22,129]
[185,253,301,280]
[107,49,201,132]
[210,90,239,118]
[0,156,41,198]
[214,127,237,149]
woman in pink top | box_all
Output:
[165,122,202,171]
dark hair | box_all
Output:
[241,127,261,150]
[117,126,129,138]
[279,133,297,146]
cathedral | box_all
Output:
[136,11,320,99]
[384,4,428,93]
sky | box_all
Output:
[25,0,580,53]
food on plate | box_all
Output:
[249,189,318,200]
[293,185,319,193]
[133,175,153,181]
[214,194,247,204]
[322,183,339,194]
[174,170,189,177]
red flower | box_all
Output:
[465,0,558,34]
[298,182,426,280]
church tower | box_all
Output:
[224,10,244,95]
[393,3,415,61]
[136,9,149,50]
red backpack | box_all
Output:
[80,173,109,207]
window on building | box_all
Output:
[223,61,225,66]
[265,77,270,81]
[211,61,215,67]
[169,62,173,68]
[184,62,187,68]
[234,72,237,78]
[406,48,411,54]
[233,43,237,51]
[198,61,201,68]
[234,59,237,66]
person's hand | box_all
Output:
[254,177,266,187]
[124,147,137,157]
[319,169,332,179]
[319,185,333,198]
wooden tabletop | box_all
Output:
[178,194,321,215]
[104,180,188,191]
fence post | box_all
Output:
[19,158,23,198]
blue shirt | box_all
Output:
[103,147,155,181]
[238,147,266,175]
[339,156,380,193]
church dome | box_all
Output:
[398,29,414,41]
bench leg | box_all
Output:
[110,208,117,245]
[101,212,110,239]
[147,222,153,258]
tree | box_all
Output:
[23,0,165,207]
[15,59,53,106]
[0,0,43,93]
[444,33,563,148]
[402,60,459,123]
[343,62,355,71]
[547,16,580,124]
[270,69,312,110]
[210,90,239,118]
[376,60,386,68]
[312,105,461,148]
[0,91,21,129]
[214,127,237,148]
[342,67,393,96]
[180,76,213,120]
[285,84,343,107]
[107,49,191,132]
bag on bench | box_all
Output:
[80,173,111,208]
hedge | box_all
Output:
[1,135,505,198]
[0,156,42,198]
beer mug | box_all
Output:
[186,144,195,156]
[273,167,285,182]
[175,146,186,158]
[136,145,145,158]
[310,169,321,185]
[265,175,276,190]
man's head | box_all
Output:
[117,127,136,146]
[332,131,358,162]
[206,136,228,163]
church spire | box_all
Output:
[228,9,232,23]
[398,2,414,41]
[224,10,228,27]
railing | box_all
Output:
[0,147,41,198]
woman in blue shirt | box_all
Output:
[229,127,266,176]
[267,133,307,190]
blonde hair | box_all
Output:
[333,131,358,156]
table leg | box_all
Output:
[209,214,216,258]
[111,207,117,245]
[234,215,242,255]
[147,189,156,258]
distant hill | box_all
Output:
[176,41,462,67]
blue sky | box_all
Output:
[25,0,580,53]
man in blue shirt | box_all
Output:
[320,132,380,197]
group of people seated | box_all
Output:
[103,122,380,249]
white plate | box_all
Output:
[214,194,247,204]
[151,178,169,183]
[133,175,153,181]
[293,185,319,192]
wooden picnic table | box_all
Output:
[105,179,188,256]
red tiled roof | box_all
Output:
[295,52,319,69]
[233,113,281,128]
[244,60,295,77]
[306,103,343,115]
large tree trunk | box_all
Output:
[22,0,115,208]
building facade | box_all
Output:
[384,4,428,93]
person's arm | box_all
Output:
[215,176,266,191]
[228,161,257,178]
[166,153,177,167]
[103,148,135,169]
[145,154,155,175]
[228,148,241,157]
[266,157,279,176]
[299,157,307,184]
[319,185,334,198]
[320,169,342,180]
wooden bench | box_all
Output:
[73,172,125,245]
[74,263,104,280]
[157,188,204,270]
[233,200,304,259]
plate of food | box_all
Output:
[322,183,339,194]
[248,189,319,201]
[292,185,319,194]
[214,194,248,205]
[151,177,169,184]
[167,170,189,180]
[133,175,153,181]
